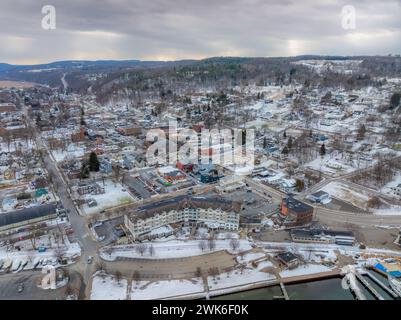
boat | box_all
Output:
[388,276,401,298]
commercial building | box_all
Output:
[0,203,58,232]
[306,191,331,203]
[124,195,241,240]
[290,228,355,246]
[279,197,314,227]
[276,251,299,269]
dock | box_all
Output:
[346,273,367,300]
[281,270,341,284]
[354,271,385,300]
[365,271,398,299]
[279,282,290,300]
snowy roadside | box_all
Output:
[100,239,252,261]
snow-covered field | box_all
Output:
[131,279,204,300]
[51,146,85,162]
[82,180,135,214]
[208,268,275,292]
[236,252,266,263]
[279,264,334,278]
[320,181,401,214]
[306,155,359,176]
[90,273,128,300]
[100,240,252,261]
[320,181,371,209]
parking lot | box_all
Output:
[204,189,279,217]
[0,270,82,300]
[94,216,125,245]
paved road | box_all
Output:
[0,270,82,300]
[20,99,99,286]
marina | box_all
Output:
[212,269,400,300]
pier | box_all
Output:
[346,273,367,300]
[365,271,398,299]
[279,282,290,300]
[354,271,385,300]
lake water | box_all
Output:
[212,272,397,300]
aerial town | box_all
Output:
[0,0,401,304]
[0,55,400,301]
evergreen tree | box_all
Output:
[287,136,293,149]
[295,179,305,192]
[282,146,289,155]
[89,152,100,172]
[320,144,326,156]
[283,131,287,138]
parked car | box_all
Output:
[17,284,24,293]
[86,256,93,264]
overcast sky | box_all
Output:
[0,0,400,64]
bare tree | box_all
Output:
[149,244,155,257]
[64,284,77,299]
[195,267,202,278]
[136,243,148,256]
[132,270,141,285]
[29,229,38,250]
[115,271,122,285]
[229,238,240,252]
[207,238,216,251]
[198,240,207,252]
[208,267,219,280]
[95,261,107,273]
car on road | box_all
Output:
[17,284,24,293]
[86,256,93,264]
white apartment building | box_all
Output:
[124,195,241,240]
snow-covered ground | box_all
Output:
[320,181,401,214]
[208,268,275,292]
[256,260,274,270]
[131,279,204,300]
[51,146,85,162]
[306,155,362,176]
[90,272,128,300]
[236,252,266,263]
[320,181,371,209]
[381,174,401,198]
[279,264,334,278]
[100,240,252,261]
[82,180,136,214]
[259,241,401,258]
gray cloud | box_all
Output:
[0,0,400,64]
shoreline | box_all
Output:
[156,269,342,300]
